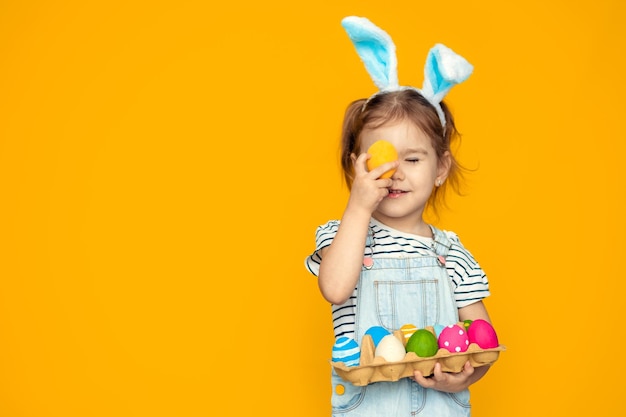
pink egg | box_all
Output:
[438,324,469,353]
[467,319,499,349]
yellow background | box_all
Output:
[1,1,624,415]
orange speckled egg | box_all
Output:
[366,140,398,179]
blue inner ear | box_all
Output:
[426,50,452,97]
[356,40,392,87]
[342,16,397,90]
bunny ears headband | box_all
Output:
[341,16,473,132]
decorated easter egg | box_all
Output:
[375,334,406,362]
[433,324,445,338]
[332,337,360,367]
[405,329,438,357]
[365,326,391,347]
[463,319,473,331]
[467,319,499,349]
[400,324,417,342]
[366,140,398,179]
[438,324,470,353]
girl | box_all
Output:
[305,17,494,416]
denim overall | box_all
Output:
[331,226,471,417]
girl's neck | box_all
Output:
[371,213,432,238]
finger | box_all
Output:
[353,152,371,175]
[375,177,393,189]
[368,160,399,179]
[462,361,475,376]
[432,362,444,380]
[413,370,435,389]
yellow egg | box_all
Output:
[366,140,398,179]
[400,324,417,342]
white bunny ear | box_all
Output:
[421,43,473,104]
[341,16,399,91]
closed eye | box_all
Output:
[406,158,420,163]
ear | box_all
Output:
[421,44,473,104]
[436,151,452,183]
[341,16,399,91]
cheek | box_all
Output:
[409,163,437,178]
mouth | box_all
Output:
[387,189,407,198]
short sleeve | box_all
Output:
[444,231,491,307]
[304,220,340,277]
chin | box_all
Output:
[377,202,425,220]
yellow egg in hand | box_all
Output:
[366,140,398,179]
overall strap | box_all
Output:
[430,225,452,258]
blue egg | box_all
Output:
[332,337,360,367]
[433,324,445,338]
[364,326,391,347]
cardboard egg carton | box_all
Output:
[331,327,505,386]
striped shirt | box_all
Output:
[304,218,490,340]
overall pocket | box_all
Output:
[374,279,440,329]
[331,370,365,413]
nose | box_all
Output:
[390,162,403,180]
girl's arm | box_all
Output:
[317,205,371,304]
[318,153,397,305]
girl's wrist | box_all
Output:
[342,204,372,226]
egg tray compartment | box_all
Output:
[331,329,505,387]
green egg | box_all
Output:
[405,329,438,357]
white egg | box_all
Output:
[374,334,406,362]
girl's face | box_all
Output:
[360,118,450,234]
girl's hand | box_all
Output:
[413,361,476,393]
[347,152,398,215]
